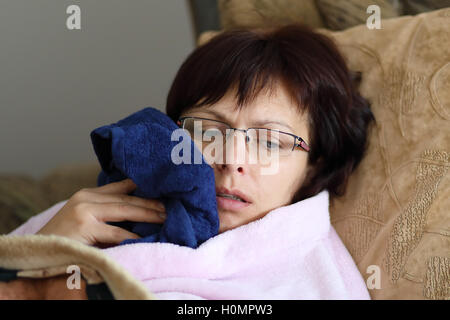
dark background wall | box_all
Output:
[0,0,195,178]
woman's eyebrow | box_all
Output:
[189,109,294,132]
[250,120,294,132]
[197,109,228,122]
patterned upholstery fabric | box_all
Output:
[218,0,325,29]
[315,0,401,30]
[198,8,450,300]
[320,9,450,299]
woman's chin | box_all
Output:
[217,211,240,234]
[217,209,256,234]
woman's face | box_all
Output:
[180,83,310,233]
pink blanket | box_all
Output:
[10,191,370,300]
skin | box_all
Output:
[181,82,310,233]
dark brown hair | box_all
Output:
[166,24,374,203]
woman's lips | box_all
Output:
[216,196,251,211]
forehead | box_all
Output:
[186,82,306,124]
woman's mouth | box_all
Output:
[216,187,252,211]
[216,193,246,202]
[216,195,251,211]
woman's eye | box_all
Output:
[259,138,292,150]
[264,140,279,149]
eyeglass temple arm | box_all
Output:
[295,138,310,152]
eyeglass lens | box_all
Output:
[182,118,296,160]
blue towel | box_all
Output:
[90,107,219,248]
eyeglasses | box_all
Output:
[177,117,310,158]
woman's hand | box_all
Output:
[36,179,166,247]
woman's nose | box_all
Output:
[219,163,244,173]
[216,130,248,174]
[223,129,249,165]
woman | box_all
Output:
[11,24,374,299]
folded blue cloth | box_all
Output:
[90,107,219,248]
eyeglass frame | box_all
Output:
[176,116,310,153]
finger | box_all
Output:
[85,193,165,213]
[92,202,166,223]
[94,179,137,195]
[94,224,141,245]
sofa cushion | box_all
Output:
[402,0,450,14]
[315,0,401,30]
[218,0,325,30]
[0,175,51,234]
[319,8,450,300]
[0,163,100,234]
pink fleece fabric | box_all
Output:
[10,190,370,300]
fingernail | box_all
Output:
[157,203,165,211]
[158,212,167,219]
